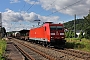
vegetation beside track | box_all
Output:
[0,39,6,60]
[65,38,90,52]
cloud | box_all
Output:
[24,0,90,16]
[3,9,24,22]
[4,0,90,31]
[10,0,20,3]
[24,0,39,5]
[39,0,89,16]
[3,9,60,22]
[2,9,60,32]
[38,15,60,23]
[22,12,39,22]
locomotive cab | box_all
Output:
[50,25,65,40]
[43,22,66,46]
[49,23,66,46]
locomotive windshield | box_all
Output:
[50,26,63,30]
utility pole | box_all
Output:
[89,10,90,14]
[0,13,2,38]
[74,14,76,38]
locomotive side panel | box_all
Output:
[29,27,48,42]
[36,27,45,38]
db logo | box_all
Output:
[56,31,59,35]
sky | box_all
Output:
[0,0,90,32]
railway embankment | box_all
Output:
[0,38,6,60]
[4,38,25,60]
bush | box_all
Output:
[65,42,85,49]
[84,27,90,39]
[65,38,90,52]
[0,39,6,60]
[65,30,75,38]
[79,30,84,39]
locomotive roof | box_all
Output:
[31,23,63,30]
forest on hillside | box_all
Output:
[64,13,90,39]
[64,19,85,30]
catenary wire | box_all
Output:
[21,2,26,11]
[47,0,83,16]
[38,0,57,14]
[26,0,37,12]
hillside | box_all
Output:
[64,19,85,30]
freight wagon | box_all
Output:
[19,30,29,40]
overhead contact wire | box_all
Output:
[47,0,83,16]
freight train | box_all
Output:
[10,22,66,47]
[10,30,29,40]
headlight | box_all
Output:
[51,37,53,38]
[60,33,64,35]
[51,33,55,35]
[61,37,64,38]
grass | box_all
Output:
[65,38,90,52]
[0,39,6,60]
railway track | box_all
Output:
[24,40,90,60]
[34,44,90,60]
[12,39,56,60]
[51,48,90,60]
[5,40,25,60]
[29,39,90,60]
[13,43,36,60]
[9,38,90,60]
[65,49,90,59]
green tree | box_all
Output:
[84,13,90,39]
[71,31,74,38]
[79,30,83,39]
[65,31,69,38]
[69,30,72,38]
[1,27,6,38]
[84,27,90,39]
[65,31,67,38]
[65,30,74,38]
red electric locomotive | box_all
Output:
[29,22,66,47]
